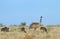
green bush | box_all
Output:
[20,22,26,26]
[0,23,3,27]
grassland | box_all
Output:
[0,26,60,39]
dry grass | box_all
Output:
[23,34,35,39]
[0,26,60,39]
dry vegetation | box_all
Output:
[0,26,60,39]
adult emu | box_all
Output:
[21,27,26,33]
[40,27,48,33]
[29,23,39,31]
[1,27,9,32]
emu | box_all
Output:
[29,16,43,30]
[40,27,48,33]
[1,27,9,32]
[29,23,40,30]
[21,27,26,33]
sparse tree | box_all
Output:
[13,24,17,26]
[0,23,3,27]
[20,22,26,26]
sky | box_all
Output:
[0,0,60,26]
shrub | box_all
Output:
[20,22,26,26]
